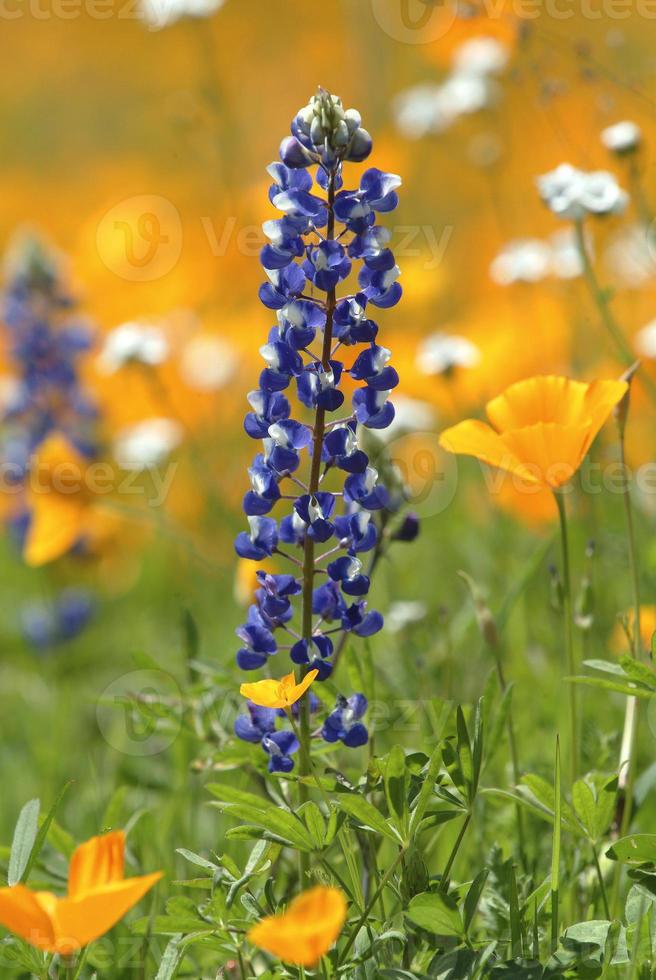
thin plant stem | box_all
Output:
[553,488,578,783]
[338,846,407,965]
[297,169,337,886]
[439,812,472,892]
[592,843,611,920]
[574,218,656,401]
[550,737,562,954]
[288,712,365,909]
[612,398,643,914]
[494,654,528,873]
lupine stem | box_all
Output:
[297,170,337,884]
[553,488,578,783]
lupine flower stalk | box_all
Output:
[234,90,404,793]
[1,238,99,644]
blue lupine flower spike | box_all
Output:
[234,89,405,768]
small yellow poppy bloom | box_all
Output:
[240,669,319,709]
[439,375,627,490]
[248,885,347,966]
[0,831,162,955]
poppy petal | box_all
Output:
[24,494,86,567]
[581,379,628,449]
[68,831,125,900]
[501,422,591,488]
[439,419,540,483]
[54,873,163,954]
[485,375,589,431]
[248,886,347,966]
[0,886,57,952]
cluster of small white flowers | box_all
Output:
[114,417,183,470]
[536,163,628,220]
[139,0,225,29]
[416,332,481,376]
[97,321,169,374]
[393,37,509,139]
[490,229,585,285]
[601,120,641,155]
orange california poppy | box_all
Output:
[23,433,94,567]
[240,670,319,709]
[439,375,628,490]
[248,885,347,966]
[0,831,161,955]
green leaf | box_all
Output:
[384,745,409,839]
[562,920,629,965]
[207,783,315,850]
[406,891,463,937]
[607,834,656,865]
[206,783,275,810]
[22,783,72,884]
[619,655,656,689]
[463,868,489,934]
[566,675,654,699]
[471,698,484,796]
[209,802,314,852]
[509,861,522,958]
[155,935,184,980]
[456,706,473,790]
[175,849,219,873]
[300,802,326,849]
[519,774,581,834]
[582,659,626,677]
[409,743,443,836]
[101,785,128,832]
[572,773,617,842]
[8,799,40,886]
[334,794,403,843]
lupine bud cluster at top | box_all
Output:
[233,90,404,774]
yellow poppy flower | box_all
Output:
[23,433,92,567]
[439,375,628,490]
[248,885,347,966]
[0,831,161,955]
[240,669,319,709]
